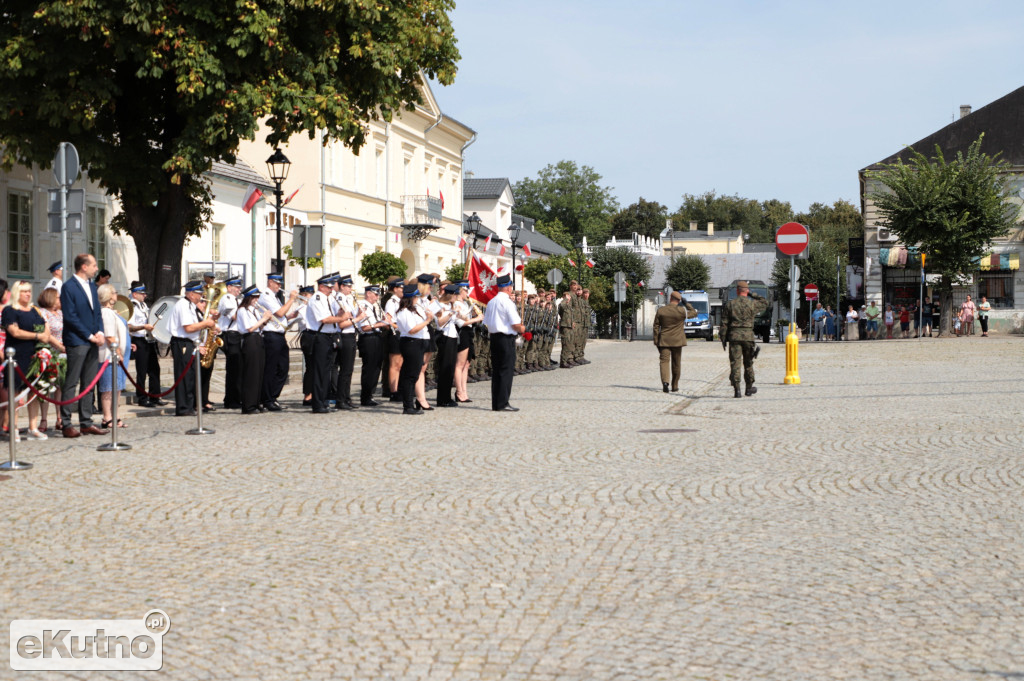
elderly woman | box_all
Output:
[35,288,66,432]
[97,284,131,429]
[1,281,59,440]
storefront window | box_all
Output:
[978,271,1014,308]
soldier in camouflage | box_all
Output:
[558,290,576,368]
[719,280,769,398]
[578,287,593,365]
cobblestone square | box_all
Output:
[2,336,1022,680]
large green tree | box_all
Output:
[0,0,458,295]
[673,191,763,240]
[869,135,1017,335]
[664,254,710,292]
[610,198,668,240]
[512,161,619,246]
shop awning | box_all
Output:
[974,252,1020,271]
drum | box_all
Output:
[147,295,181,344]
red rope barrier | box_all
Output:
[119,353,195,398]
[14,360,111,406]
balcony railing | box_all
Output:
[401,195,443,241]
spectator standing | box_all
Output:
[919,298,932,337]
[908,300,919,337]
[960,295,976,336]
[977,296,991,337]
[97,284,131,429]
[931,296,941,332]
[1,281,61,440]
[36,288,66,432]
[845,305,858,341]
[824,305,836,340]
[899,305,910,338]
[811,303,826,341]
[59,254,109,438]
[883,304,895,339]
[865,301,880,339]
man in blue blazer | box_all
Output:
[59,254,109,437]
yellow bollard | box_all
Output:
[784,323,801,384]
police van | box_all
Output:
[680,290,713,341]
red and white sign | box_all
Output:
[804,283,819,300]
[775,222,809,256]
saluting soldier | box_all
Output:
[719,280,770,398]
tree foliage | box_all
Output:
[0,0,459,294]
[610,198,668,240]
[512,161,619,246]
[533,218,573,251]
[664,254,710,292]
[443,262,466,283]
[868,135,1016,334]
[771,242,847,325]
[359,251,407,286]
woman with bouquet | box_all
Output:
[1,281,60,440]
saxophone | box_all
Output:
[200,282,229,369]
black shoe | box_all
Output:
[241,408,261,415]
[418,404,434,411]
[438,402,458,407]
[403,408,423,415]
[137,399,153,408]
[671,386,679,392]
[202,406,216,414]
[389,395,403,403]
[498,405,519,412]
[273,400,287,410]
[733,388,742,399]
[662,382,669,393]
[176,410,196,417]
[745,386,758,397]
[346,401,359,410]
[361,400,380,407]
[264,403,283,412]
[301,399,312,407]
[225,402,243,410]
[312,408,335,414]
[455,397,473,403]
[151,398,168,407]
[336,402,355,411]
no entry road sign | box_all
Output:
[776,222,809,256]
[805,283,819,300]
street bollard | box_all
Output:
[186,346,214,435]
[1,347,32,471]
[784,323,801,385]
[98,340,130,452]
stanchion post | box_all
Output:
[1,348,32,471]
[186,346,214,435]
[98,340,130,452]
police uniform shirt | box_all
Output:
[168,296,202,341]
[396,308,430,339]
[436,301,458,338]
[357,299,382,332]
[236,305,262,335]
[257,288,286,334]
[454,300,474,329]
[309,292,339,333]
[338,293,358,335]
[484,292,521,335]
[217,294,240,332]
[384,295,400,325]
[44,277,62,293]
[129,298,150,338]
[294,300,309,332]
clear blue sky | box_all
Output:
[431,0,1024,214]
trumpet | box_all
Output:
[253,300,288,332]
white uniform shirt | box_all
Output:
[44,277,63,293]
[236,306,262,335]
[309,291,338,333]
[217,295,240,332]
[384,295,400,327]
[454,300,474,329]
[167,296,202,342]
[484,291,521,335]
[435,302,458,338]
[293,301,309,332]
[396,307,430,339]
[357,299,383,333]
[338,292,358,335]
[129,297,150,338]
[258,288,286,334]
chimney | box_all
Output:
[707,222,714,236]
[959,105,972,119]
[689,220,697,232]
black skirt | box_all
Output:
[458,326,476,359]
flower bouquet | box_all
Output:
[25,336,67,396]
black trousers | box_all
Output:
[399,337,426,410]
[311,333,338,411]
[221,331,243,408]
[335,332,357,405]
[200,349,214,407]
[434,334,458,405]
[240,333,265,412]
[380,329,394,397]
[261,332,288,405]
[357,333,383,403]
[169,337,197,415]
[132,337,162,401]
[490,333,516,410]
[299,330,316,397]
[61,343,100,427]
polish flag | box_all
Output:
[483,234,492,252]
[585,257,595,268]
[468,254,499,304]
[638,280,645,287]
[242,184,263,213]
[497,242,506,256]
[457,234,467,249]
[522,242,532,257]
[439,190,445,209]
[283,184,303,205]
[567,258,577,267]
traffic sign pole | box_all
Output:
[59,143,68,277]
[784,256,801,385]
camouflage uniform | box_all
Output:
[558,296,576,366]
[719,286,769,397]
[578,294,592,362]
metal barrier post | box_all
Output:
[98,341,130,451]
[1,348,32,471]
[186,346,214,435]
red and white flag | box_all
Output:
[468,251,500,305]
[522,242,532,257]
[457,234,467,249]
[497,242,506,256]
[567,257,577,267]
[242,183,263,213]
[638,280,645,287]
[439,190,445,209]
[585,257,595,268]
[483,234,492,252]
[283,184,304,205]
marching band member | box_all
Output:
[333,274,364,410]
[166,280,218,417]
[383,277,405,401]
[236,285,275,414]
[415,273,437,409]
[395,283,434,415]
[216,277,244,410]
[483,274,525,412]
[127,281,165,407]
[356,285,389,406]
[44,261,64,292]
[308,273,347,414]
[434,284,460,407]
[295,285,316,407]
[259,273,298,411]
[453,281,482,403]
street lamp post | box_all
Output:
[508,222,522,291]
[266,148,292,275]
[466,212,483,262]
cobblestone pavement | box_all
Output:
[2,335,1023,680]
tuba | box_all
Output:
[199,282,230,369]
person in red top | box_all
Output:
[899,305,910,338]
